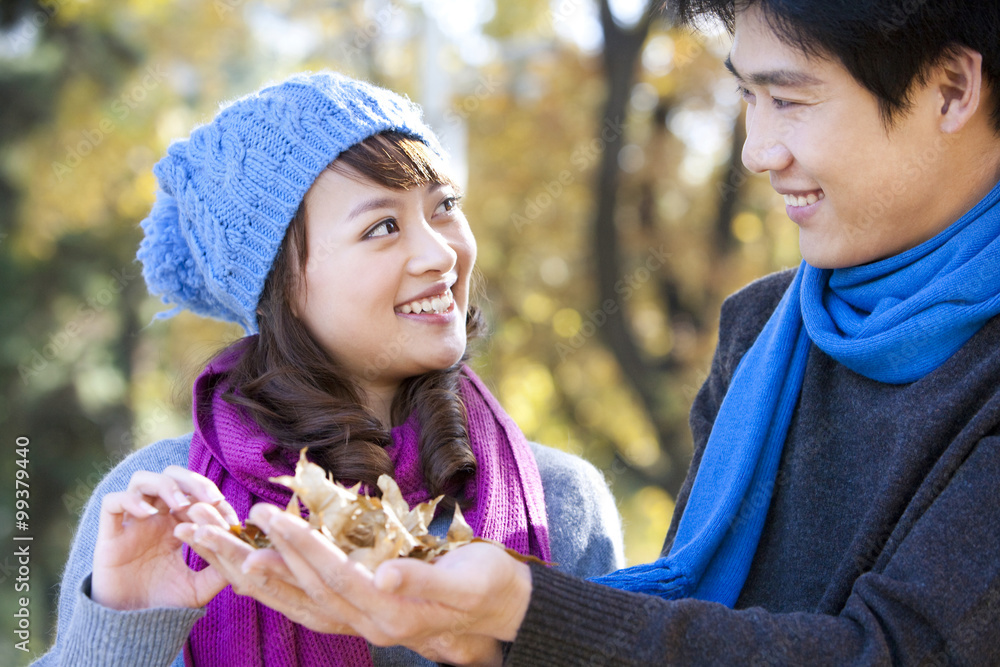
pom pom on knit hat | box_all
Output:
[137,71,445,334]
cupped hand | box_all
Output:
[91,466,237,611]
[219,503,531,665]
[174,504,358,637]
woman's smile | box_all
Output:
[395,285,456,315]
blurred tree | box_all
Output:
[588,0,753,497]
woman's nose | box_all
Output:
[408,221,458,276]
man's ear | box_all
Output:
[933,45,983,134]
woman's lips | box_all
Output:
[395,288,454,315]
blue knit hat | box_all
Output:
[137,71,445,334]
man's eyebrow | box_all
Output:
[724,56,824,87]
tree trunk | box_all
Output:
[592,1,689,495]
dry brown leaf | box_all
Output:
[230,522,271,549]
[231,449,552,570]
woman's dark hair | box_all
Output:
[670,0,1000,132]
[213,131,484,502]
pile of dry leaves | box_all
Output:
[231,449,545,571]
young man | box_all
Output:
[186,1,1000,664]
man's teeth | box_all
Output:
[398,290,454,315]
[783,192,824,207]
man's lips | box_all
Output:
[775,188,825,208]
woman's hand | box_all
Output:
[177,502,531,666]
[174,507,358,637]
[91,466,237,611]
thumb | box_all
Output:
[374,558,447,599]
[375,544,532,643]
[374,543,510,605]
[191,565,229,606]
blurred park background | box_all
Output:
[0,0,800,660]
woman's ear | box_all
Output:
[933,45,984,134]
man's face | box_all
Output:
[729,5,956,269]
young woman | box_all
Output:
[34,71,624,667]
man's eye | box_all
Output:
[365,219,399,239]
[736,85,755,103]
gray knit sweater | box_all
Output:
[32,436,624,666]
[509,268,1000,665]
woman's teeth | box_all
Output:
[398,290,454,315]
[783,192,824,207]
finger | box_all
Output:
[242,547,295,580]
[182,525,254,590]
[373,543,532,641]
[240,556,358,635]
[162,466,240,525]
[373,545,496,603]
[189,562,229,607]
[183,524,356,634]
[248,502,291,531]
[174,522,198,544]
[191,524,255,567]
[253,508,372,615]
[125,470,194,512]
[186,502,234,531]
[101,489,163,519]
[265,513,366,593]
[177,521,294,586]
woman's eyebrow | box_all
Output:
[346,196,398,221]
[724,55,824,88]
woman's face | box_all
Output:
[293,165,476,407]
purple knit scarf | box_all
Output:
[183,344,550,667]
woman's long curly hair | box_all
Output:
[211,131,484,502]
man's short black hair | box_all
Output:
[671,0,1000,132]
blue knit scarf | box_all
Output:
[593,178,1000,606]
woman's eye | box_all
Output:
[365,219,399,239]
[436,196,462,215]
